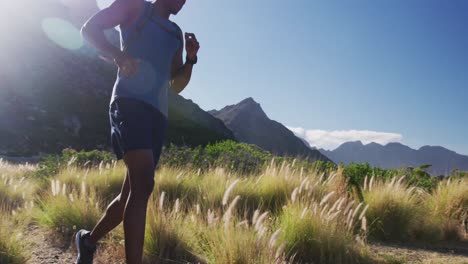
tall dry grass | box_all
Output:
[0,159,36,213]
[35,179,104,235]
[361,175,464,242]
[36,161,126,204]
[2,154,467,263]
[362,176,427,241]
[426,178,468,240]
[0,160,35,264]
[277,168,370,263]
[143,164,372,263]
[0,209,29,264]
[143,194,199,263]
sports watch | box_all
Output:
[186,55,197,65]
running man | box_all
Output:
[76,0,199,263]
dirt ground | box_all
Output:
[24,224,126,264]
[370,241,468,264]
[23,223,468,264]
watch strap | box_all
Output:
[186,55,197,65]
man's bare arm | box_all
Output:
[170,32,200,94]
[81,0,141,76]
[171,61,193,94]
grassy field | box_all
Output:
[0,155,467,264]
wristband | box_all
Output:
[186,55,197,65]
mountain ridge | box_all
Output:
[320,141,466,155]
[317,141,468,175]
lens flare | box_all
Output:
[41,17,83,50]
[96,0,114,10]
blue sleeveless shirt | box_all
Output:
[110,1,182,118]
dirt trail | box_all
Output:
[22,223,468,264]
[24,224,76,264]
[23,223,127,264]
[370,242,468,263]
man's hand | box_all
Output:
[114,52,140,78]
[185,33,200,60]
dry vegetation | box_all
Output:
[0,157,466,263]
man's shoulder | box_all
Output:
[170,21,183,41]
[113,0,143,10]
[170,21,182,33]
[111,0,145,27]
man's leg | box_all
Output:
[122,149,155,264]
[86,169,130,244]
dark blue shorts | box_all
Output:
[109,97,168,167]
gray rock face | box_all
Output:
[209,98,331,163]
[167,91,236,146]
[63,115,82,137]
[320,141,468,176]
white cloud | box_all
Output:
[287,127,403,150]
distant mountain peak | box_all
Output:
[385,142,405,146]
[211,97,268,122]
[237,97,263,111]
[239,97,257,104]
[384,142,412,150]
[419,145,447,151]
[341,141,364,147]
[418,145,455,154]
[366,142,383,148]
[209,98,331,163]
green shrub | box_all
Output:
[160,140,273,174]
[343,163,398,188]
[204,140,271,173]
[61,148,115,167]
[34,148,115,179]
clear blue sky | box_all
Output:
[101,0,468,154]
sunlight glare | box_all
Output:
[96,0,114,10]
[41,17,83,50]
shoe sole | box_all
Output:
[75,230,83,264]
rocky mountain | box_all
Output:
[319,141,468,175]
[167,92,235,146]
[208,98,331,162]
[0,0,234,156]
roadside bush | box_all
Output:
[34,148,115,179]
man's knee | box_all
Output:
[123,149,156,197]
[134,175,155,197]
[127,169,155,199]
